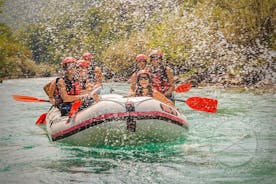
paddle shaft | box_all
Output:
[12,95,50,102]
[174,98,187,103]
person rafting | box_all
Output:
[76,59,93,94]
[130,69,174,107]
[149,49,175,101]
[82,52,103,91]
[76,59,100,109]
[129,54,149,94]
[44,57,95,116]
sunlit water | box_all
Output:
[0,78,275,184]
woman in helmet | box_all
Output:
[131,69,174,107]
[76,59,100,109]
[43,57,94,116]
[82,52,103,91]
[44,57,79,104]
[149,49,175,101]
[76,59,91,92]
[76,60,100,98]
[129,54,149,94]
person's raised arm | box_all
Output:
[152,89,174,107]
[95,66,103,84]
[128,73,137,96]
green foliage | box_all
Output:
[102,32,149,76]
[17,2,141,65]
[0,0,3,14]
[0,22,50,79]
[1,0,275,84]
[145,15,193,66]
[208,0,276,45]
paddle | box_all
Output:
[12,95,50,102]
[110,83,191,96]
[13,86,102,126]
[13,94,81,123]
[68,99,82,118]
[68,86,102,118]
[109,88,217,113]
[12,95,49,125]
[175,83,192,93]
[35,112,47,125]
[174,96,218,113]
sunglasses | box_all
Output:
[137,60,147,63]
[150,55,161,60]
[138,76,149,80]
[63,63,75,70]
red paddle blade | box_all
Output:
[175,83,192,93]
[12,95,49,102]
[186,96,218,113]
[69,100,82,118]
[35,113,47,125]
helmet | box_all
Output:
[62,57,76,65]
[77,60,90,68]
[149,49,163,58]
[82,52,93,61]
[135,54,147,62]
[137,69,150,77]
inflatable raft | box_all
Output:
[45,94,189,146]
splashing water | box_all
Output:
[0,78,275,183]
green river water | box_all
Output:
[0,78,275,184]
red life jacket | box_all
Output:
[151,68,171,94]
[53,78,81,105]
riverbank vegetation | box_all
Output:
[0,0,275,87]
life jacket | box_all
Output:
[53,77,81,106]
[150,66,171,94]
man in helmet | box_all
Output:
[128,54,149,94]
[82,52,103,91]
[149,49,175,101]
[43,57,78,104]
[43,57,95,116]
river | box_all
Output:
[0,78,275,184]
